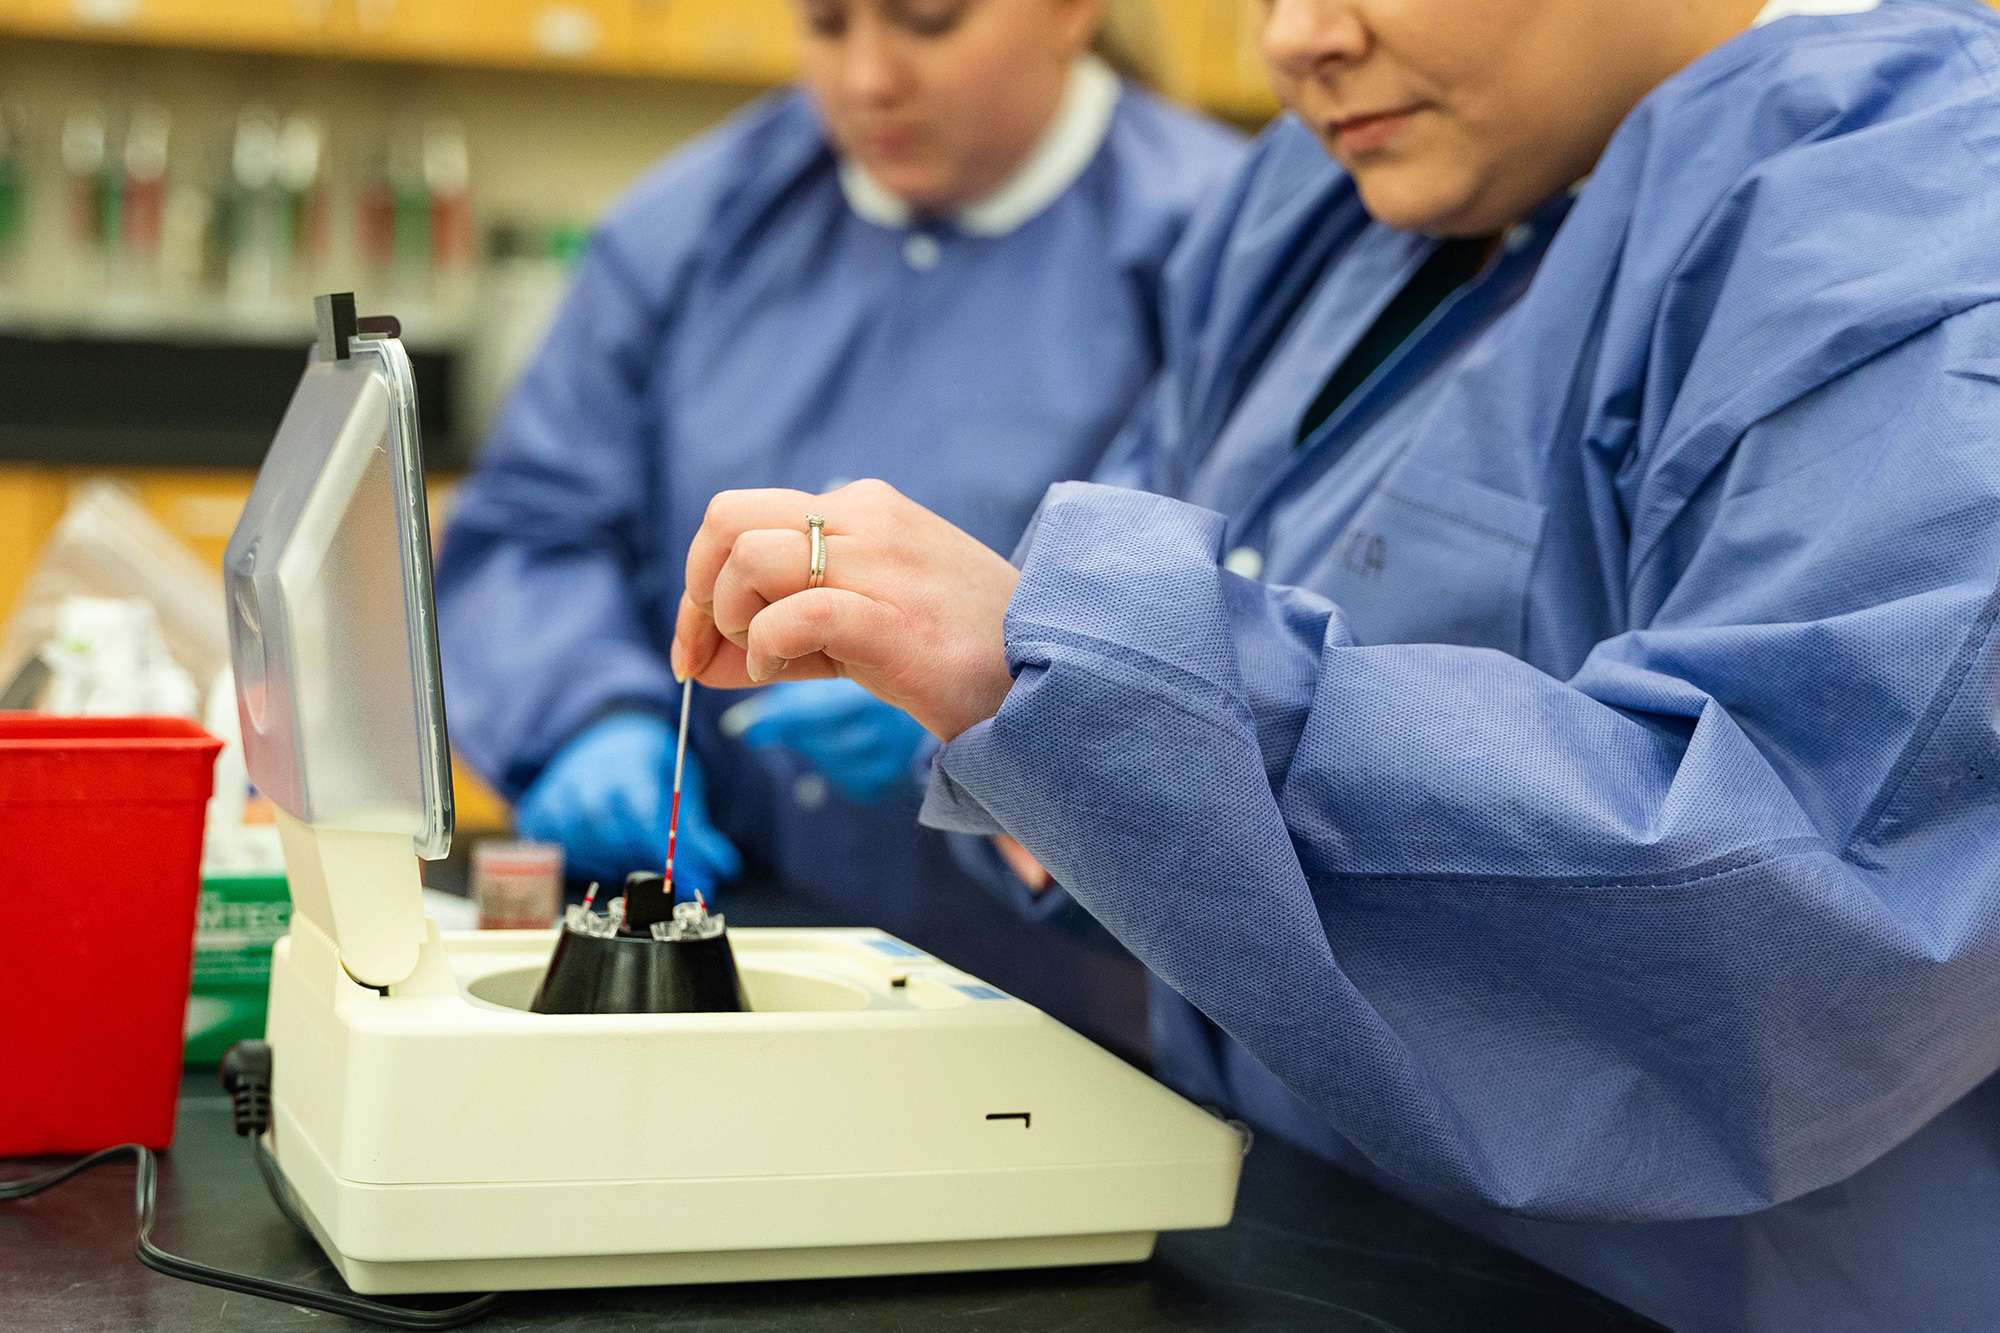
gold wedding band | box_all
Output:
[806,514,827,589]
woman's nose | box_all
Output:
[1261,0,1370,80]
[840,21,909,104]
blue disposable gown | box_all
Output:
[923,2,2000,1326]
[436,81,1241,1043]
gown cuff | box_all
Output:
[919,753,1006,835]
[923,760,1119,946]
[922,480,1237,849]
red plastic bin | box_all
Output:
[0,715,222,1155]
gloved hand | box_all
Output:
[514,710,742,898]
[725,679,929,805]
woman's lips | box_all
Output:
[859,127,921,159]
[1331,107,1421,155]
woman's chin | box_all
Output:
[861,160,963,214]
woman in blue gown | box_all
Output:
[436,0,1240,1046]
[674,1,2000,1325]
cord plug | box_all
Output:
[219,1041,273,1138]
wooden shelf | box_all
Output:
[0,0,1278,113]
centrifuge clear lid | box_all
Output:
[224,301,453,859]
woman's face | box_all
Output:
[1259,0,1764,236]
[795,0,1102,213]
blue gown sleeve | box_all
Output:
[435,235,678,798]
[923,301,2000,1223]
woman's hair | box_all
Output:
[1092,0,1165,90]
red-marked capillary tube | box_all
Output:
[665,681,696,906]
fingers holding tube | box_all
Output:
[710,526,880,654]
[684,488,819,614]
[673,524,821,684]
[676,485,871,680]
[742,587,899,686]
[711,528,809,647]
[673,480,995,732]
[672,591,727,684]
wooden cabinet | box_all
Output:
[329,0,635,72]
[116,468,259,572]
[631,0,797,84]
[12,1,2000,112]
[1198,0,1280,119]
[0,0,1278,116]
[0,467,68,631]
[1119,1,1278,121]
[1144,0,1213,107]
[5,0,330,52]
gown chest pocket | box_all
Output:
[1315,461,1547,657]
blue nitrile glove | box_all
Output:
[726,680,929,805]
[514,711,742,898]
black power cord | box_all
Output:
[0,1042,504,1330]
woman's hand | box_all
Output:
[671,480,1020,741]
